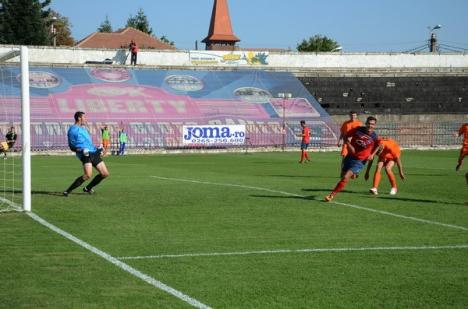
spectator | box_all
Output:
[101,125,110,156]
[118,128,128,155]
[129,40,139,66]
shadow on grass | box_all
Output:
[406,173,450,177]
[250,194,318,201]
[259,174,337,179]
[32,190,89,197]
[301,188,362,194]
[366,195,463,206]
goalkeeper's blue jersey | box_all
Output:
[67,125,97,158]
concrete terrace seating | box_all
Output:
[300,76,468,114]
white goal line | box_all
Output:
[150,175,468,232]
[118,244,468,260]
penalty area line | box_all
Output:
[118,244,468,260]
[150,175,468,232]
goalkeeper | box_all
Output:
[0,141,9,159]
[63,111,110,197]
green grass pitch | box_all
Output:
[1,150,467,308]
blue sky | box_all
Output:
[50,0,468,52]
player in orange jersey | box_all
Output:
[338,111,362,168]
[455,123,468,171]
[365,137,406,195]
[298,120,311,163]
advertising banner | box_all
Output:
[183,125,246,146]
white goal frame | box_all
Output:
[20,46,31,212]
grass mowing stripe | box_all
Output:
[118,244,468,260]
[24,211,212,309]
[151,175,468,232]
[150,176,303,197]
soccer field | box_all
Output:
[1,150,467,308]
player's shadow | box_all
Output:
[32,190,88,197]
[32,190,66,197]
[250,194,317,201]
[260,174,337,179]
[406,173,449,177]
[368,195,462,206]
[302,188,362,194]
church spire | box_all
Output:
[202,0,240,50]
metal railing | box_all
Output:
[0,121,464,153]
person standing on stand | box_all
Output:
[129,40,139,66]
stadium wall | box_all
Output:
[1,45,468,70]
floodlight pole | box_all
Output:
[51,16,57,47]
[277,92,292,151]
[428,25,441,53]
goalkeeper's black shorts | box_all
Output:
[80,151,103,167]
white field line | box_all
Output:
[25,212,212,309]
[4,207,210,309]
[118,244,468,260]
[0,196,23,212]
[150,175,468,232]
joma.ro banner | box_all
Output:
[183,125,246,145]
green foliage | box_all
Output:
[297,34,340,52]
[126,8,153,35]
[0,0,51,45]
[49,10,74,46]
[159,35,174,46]
[98,15,112,33]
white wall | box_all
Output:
[1,45,467,69]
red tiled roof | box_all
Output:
[75,27,176,50]
[202,0,240,43]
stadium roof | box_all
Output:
[75,27,176,50]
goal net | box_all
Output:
[0,46,30,212]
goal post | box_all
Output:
[0,46,30,212]
[21,46,31,212]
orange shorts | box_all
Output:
[102,140,110,148]
[379,154,396,165]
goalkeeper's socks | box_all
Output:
[65,176,86,193]
[87,174,104,190]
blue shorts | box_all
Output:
[342,155,367,175]
[301,142,309,150]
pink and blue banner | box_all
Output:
[0,66,335,149]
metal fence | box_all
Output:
[0,121,464,153]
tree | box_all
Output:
[98,15,112,33]
[160,35,174,46]
[49,10,74,46]
[126,8,153,35]
[297,35,340,52]
[0,0,52,45]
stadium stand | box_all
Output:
[300,76,468,115]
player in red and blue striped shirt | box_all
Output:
[325,116,380,201]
